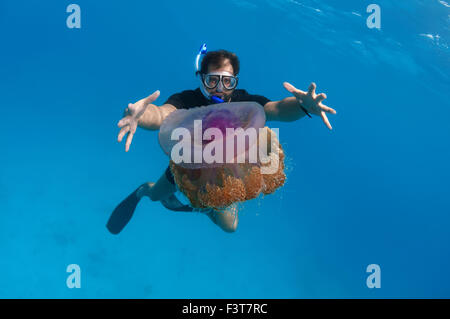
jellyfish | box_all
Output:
[158,102,286,209]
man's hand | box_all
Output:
[283,82,336,130]
[117,90,160,152]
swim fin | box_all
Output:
[106,186,142,235]
[106,187,195,234]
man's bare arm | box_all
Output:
[137,103,177,130]
[264,97,307,122]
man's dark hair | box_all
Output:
[196,49,240,76]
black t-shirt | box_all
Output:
[164,88,270,109]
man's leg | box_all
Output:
[206,206,239,233]
[137,167,194,212]
[140,170,239,232]
[137,171,177,202]
[140,172,239,232]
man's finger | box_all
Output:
[143,90,161,105]
[118,126,129,142]
[308,82,316,96]
[118,117,130,127]
[320,103,337,114]
[283,82,306,99]
[316,93,326,103]
[125,131,134,152]
[321,111,332,130]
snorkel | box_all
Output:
[195,43,207,73]
[195,43,225,103]
[211,95,224,103]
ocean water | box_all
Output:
[0,0,449,298]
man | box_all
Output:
[107,49,336,235]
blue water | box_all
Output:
[1,0,449,298]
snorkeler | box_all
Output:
[107,45,336,235]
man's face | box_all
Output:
[204,59,235,101]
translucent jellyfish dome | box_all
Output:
[159,102,286,209]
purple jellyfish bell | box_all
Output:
[158,102,266,169]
